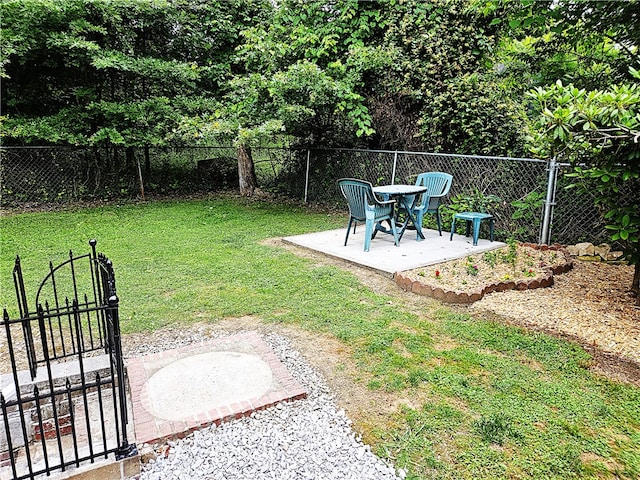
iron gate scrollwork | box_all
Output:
[1,240,136,480]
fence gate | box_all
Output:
[1,240,136,480]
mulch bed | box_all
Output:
[395,244,639,385]
[468,260,640,385]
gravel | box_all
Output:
[137,332,405,480]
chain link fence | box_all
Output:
[0,145,293,204]
[0,146,618,245]
[301,149,611,245]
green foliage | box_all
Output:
[1,0,268,146]
[368,0,528,154]
[177,56,383,147]
[505,0,640,255]
[526,78,640,296]
[2,0,637,163]
[511,191,545,221]
[501,237,519,269]
[482,250,498,268]
[237,0,389,73]
[178,0,396,148]
[479,240,522,272]
[492,1,635,92]
[541,1,640,74]
[418,73,528,155]
[526,81,640,161]
[447,188,503,214]
[465,257,479,276]
[509,190,546,239]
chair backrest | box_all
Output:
[415,172,453,209]
[337,178,376,220]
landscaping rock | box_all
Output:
[566,245,579,256]
[594,243,611,259]
[575,242,595,256]
[139,334,403,480]
[577,255,601,262]
[607,251,624,261]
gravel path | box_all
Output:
[137,332,405,480]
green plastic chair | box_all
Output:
[337,178,399,252]
[401,172,453,237]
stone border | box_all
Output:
[394,243,574,304]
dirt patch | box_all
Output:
[468,260,640,372]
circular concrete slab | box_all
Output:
[144,351,274,421]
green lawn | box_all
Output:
[1,197,638,480]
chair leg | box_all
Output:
[472,218,481,246]
[364,218,374,252]
[372,221,380,239]
[450,217,456,241]
[390,218,399,247]
[436,210,442,236]
[415,210,424,240]
[344,217,354,246]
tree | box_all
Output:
[491,0,638,93]
[175,0,395,195]
[550,1,640,73]
[367,0,529,155]
[504,0,640,303]
[526,78,640,304]
[1,0,268,149]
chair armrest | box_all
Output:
[369,191,395,206]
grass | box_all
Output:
[1,196,639,479]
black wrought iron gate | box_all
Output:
[1,240,136,480]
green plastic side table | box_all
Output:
[450,212,494,246]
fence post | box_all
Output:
[391,151,398,184]
[108,293,137,460]
[304,149,310,203]
[540,156,559,245]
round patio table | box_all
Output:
[373,184,428,240]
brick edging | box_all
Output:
[127,331,307,446]
[394,243,574,304]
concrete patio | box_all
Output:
[283,227,505,276]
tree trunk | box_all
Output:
[113,146,120,178]
[237,144,258,196]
